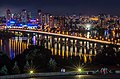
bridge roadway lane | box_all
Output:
[9,29,120,46]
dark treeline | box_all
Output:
[0,29,15,39]
[0,44,120,75]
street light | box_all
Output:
[78,68,82,72]
[30,70,34,74]
[77,67,83,73]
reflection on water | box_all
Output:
[0,35,105,63]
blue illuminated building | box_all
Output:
[6,19,39,29]
[6,20,16,26]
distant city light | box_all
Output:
[85,24,91,30]
[86,24,91,28]
[50,16,53,17]
[30,19,36,22]
[20,24,23,26]
[23,25,27,26]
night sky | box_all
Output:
[0,0,120,16]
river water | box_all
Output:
[0,35,112,63]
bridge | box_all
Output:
[8,28,120,46]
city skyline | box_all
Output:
[0,0,120,16]
[0,0,120,77]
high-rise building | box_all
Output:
[49,15,54,28]
[21,9,27,24]
[6,9,11,21]
[46,13,50,25]
[13,13,17,20]
[15,13,21,23]
[37,9,42,23]
[27,11,32,22]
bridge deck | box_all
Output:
[9,29,120,46]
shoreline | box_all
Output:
[0,71,120,79]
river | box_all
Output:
[0,34,114,63]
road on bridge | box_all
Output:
[9,29,120,46]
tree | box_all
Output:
[24,60,36,73]
[95,45,117,65]
[48,58,57,71]
[24,61,30,72]
[26,49,39,61]
[12,45,52,72]
[0,65,8,75]
[0,51,10,71]
[12,61,20,74]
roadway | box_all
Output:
[9,28,120,46]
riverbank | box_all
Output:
[0,72,78,79]
[0,71,120,79]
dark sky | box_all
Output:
[0,0,120,16]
